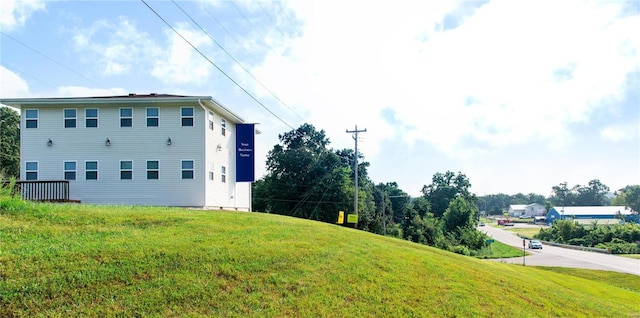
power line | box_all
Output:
[140,0,294,130]
[171,0,305,123]
[1,32,107,89]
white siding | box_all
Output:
[21,102,206,206]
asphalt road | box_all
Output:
[479,223,640,276]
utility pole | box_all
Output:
[346,125,366,218]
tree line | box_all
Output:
[253,124,485,255]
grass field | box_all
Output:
[2,201,639,317]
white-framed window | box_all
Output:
[146,107,159,127]
[63,161,76,180]
[147,160,159,180]
[25,161,38,180]
[181,160,194,179]
[120,108,132,127]
[220,118,226,136]
[85,109,98,128]
[120,160,133,180]
[64,109,76,128]
[221,165,226,183]
[208,111,214,130]
[181,107,194,127]
[85,161,98,180]
[208,162,214,181]
[25,109,38,129]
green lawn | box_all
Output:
[2,201,639,317]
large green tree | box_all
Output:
[0,107,20,178]
[421,171,474,217]
[254,124,353,222]
[612,185,640,215]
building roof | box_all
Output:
[550,206,635,216]
[509,205,527,210]
[0,93,247,124]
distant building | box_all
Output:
[546,206,637,224]
[508,205,527,217]
[508,203,546,217]
[0,94,258,210]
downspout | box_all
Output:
[198,99,208,208]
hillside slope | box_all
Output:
[1,203,638,317]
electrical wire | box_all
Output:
[171,0,305,123]
[140,0,294,130]
[1,32,107,89]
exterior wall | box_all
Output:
[20,102,206,206]
[524,204,546,217]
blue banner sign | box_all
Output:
[236,123,255,182]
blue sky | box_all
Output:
[1,0,639,197]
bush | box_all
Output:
[595,238,640,254]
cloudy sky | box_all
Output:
[1,0,638,197]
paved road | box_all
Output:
[479,224,640,276]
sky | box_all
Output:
[1,0,639,198]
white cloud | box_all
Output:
[72,18,160,76]
[0,0,45,31]
[151,23,214,84]
[254,0,639,159]
[0,66,30,98]
[600,126,635,142]
[57,86,127,97]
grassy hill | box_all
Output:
[1,201,639,317]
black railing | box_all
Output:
[13,180,71,202]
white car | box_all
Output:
[528,240,543,249]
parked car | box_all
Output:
[528,240,543,249]
[479,222,485,227]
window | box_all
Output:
[221,165,226,183]
[85,161,98,180]
[25,109,38,129]
[85,109,98,128]
[64,161,76,180]
[147,160,159,180]
[181,107,194,127]
[25,161,38,180]
[120,108,132,127]
[120,160,133,180]
[220,118,226,136]
[64,109,76,128]
[208,162,214,181]
[208,111,214,130]
[146,108,159,127]
[181,160,194,179]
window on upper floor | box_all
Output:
[120,108,133,127]
[181,107,194,127]
[208,111,214,130]
[64,109,76,128]
[85,161,98,180]
[147,107,159,127]
[64,161,76,180]
[147,160,159,180]
[85,109,98,128]
[25,161,38,180]
[25,109,38,129]
[221,118,226,136]
[181,160,194,179]
[120,160,133,180]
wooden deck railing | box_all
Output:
[10,180,72,202]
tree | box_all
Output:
[550,182,576,207]
[612,185,640,220]
[0,107,20,178]
[256,124,352,222]
[421,171,474,218]
[441,196,478,234]
[574,179,610,206]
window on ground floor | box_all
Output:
[147,160,159,180]
[25,161,38,180]
[64,161,76,180]
[181,160,194,179]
